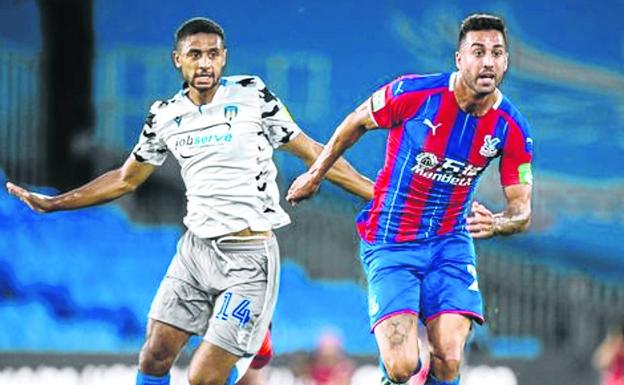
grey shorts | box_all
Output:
[148,230,280,357]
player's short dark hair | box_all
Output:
[174,17,226,50]
[458,13,508,49]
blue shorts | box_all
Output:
[360,233,484,331]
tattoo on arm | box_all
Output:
[493,201,530,236]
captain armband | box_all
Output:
[518,163,533,185]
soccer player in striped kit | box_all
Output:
[287,13,533,385]
[6,17,373,385]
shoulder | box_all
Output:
[497,96,532,136]
[221,75,275,103]
[143,90,188,131]
[148,88,187,113]
[370,73,450,121]
[222,75,267,91]
[387,72,452,97]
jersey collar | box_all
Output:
[179,78,228,108]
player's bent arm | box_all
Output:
[493,184,532,235]
[307,100,378,183]
[46,157,156,211]
[285,101,377,203]
[6,157,156,213]
[281,132,374,201]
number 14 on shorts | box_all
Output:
[216,291,252,328]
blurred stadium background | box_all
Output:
[1,0,623,384]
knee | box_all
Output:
[433,355,461,377]
[431,344,463,377]
[138,340,178,375]
[383,356,420,383]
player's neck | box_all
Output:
[453,74,498,117]
[187,85,220,106]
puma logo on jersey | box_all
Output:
[423,118,442,135]
[394,80,405,95]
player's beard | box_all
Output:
[470,73,501,97]
[192,73,219,92]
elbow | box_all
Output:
[512,198,532,233]
[522,217,531,232]
[118,176,140,195]
[347,112,369,136]
[121,180,139,194]
[520,210,532,232]
[117,166,148,195]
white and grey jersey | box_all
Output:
[132,75,302,238]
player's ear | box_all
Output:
[223,48,228,67]
[455,51,461,70]
[503,52,509,72]
[172,50,182,69]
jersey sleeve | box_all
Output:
[257,77,302,148]
[131,101,169,166]
[368,77,408,129]
[499,118,533,186]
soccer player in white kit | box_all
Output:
[6,17,374,385]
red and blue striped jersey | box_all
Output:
[357,72,533,243]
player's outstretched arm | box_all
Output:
[281,132,374,201]
[286,100,377,203]
[5,156,156,213]
[467,184,531,239]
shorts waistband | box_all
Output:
[215,236,276,252]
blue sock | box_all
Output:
[136,371,170,385]
[379,356,422,383]
[424,373,459,385]
[224,366,239,385]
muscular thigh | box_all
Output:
[426,313,471,360]
[421,234,484,324]
[360,241,426,330]
[140,319,190,364]
[374,313,420,362]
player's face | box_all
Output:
[455,30,508,96]
[173,33,227,93]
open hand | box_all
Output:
[466,201,495,239]
[6,182,53,213]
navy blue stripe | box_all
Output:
[493,116,509,161]
[497,115,512,158]
[416,111,477,238]
[454,117,506,231]
[498,97,532,140]
[409,94,442,147]
[377,95,441,242]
